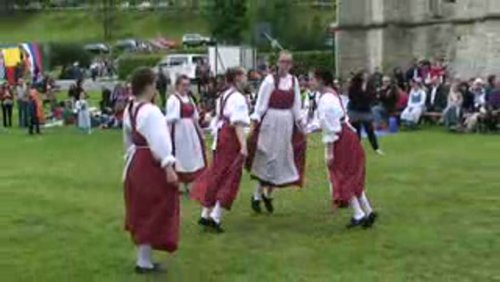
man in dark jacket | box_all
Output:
[426,77,448,112]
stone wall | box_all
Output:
[335,0,500,78]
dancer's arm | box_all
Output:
[165,95,180,124]
[251,75,273,122]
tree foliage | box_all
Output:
[253,0,327,51]
[88,0,122,41]
[204,0,248,44]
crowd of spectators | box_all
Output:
[2,56,498,136]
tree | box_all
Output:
[204,0,248,44]
[253,0,326,51]
[89,0,121,41]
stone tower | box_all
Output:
[334,0,500,79]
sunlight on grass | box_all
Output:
[1,125,499,281]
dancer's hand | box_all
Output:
[326,153,334,167]
[250,121,257,133]
[165,166,179,185]
[240,146,248,157]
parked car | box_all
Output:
[182,33,213,47]
[156,54,207,82]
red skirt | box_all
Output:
[124,148,180,253]
[191,124,244,210]
[245,122,307,188]
[327,125,366,208]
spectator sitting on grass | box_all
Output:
[401,79,427,129]
[442,81,463,130]
[470,78,486,110]
[485,75,496,102]
[372,76,398,129]
[393,67,406,91]
[426,76,448,113]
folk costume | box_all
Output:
[123,101,180,269]
[317,88,377,228]
[166,93,206,185]
[191,87,250,231]
[246,74,307,212]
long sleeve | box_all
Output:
[165,96,180,123]
[251,75,274,122]
[228,93,250,126]
[292,76,303,122]
[122,109,134,152]
[318,94,343,144]
[137,105,176,168]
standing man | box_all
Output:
[16,79,29,128]
[246,51,307,214]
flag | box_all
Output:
[0,51,5,80]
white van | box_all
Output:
[157,54,206,84]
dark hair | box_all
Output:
[487,75,496,85]
[225,67,245,84]
[313,68,334,87]
[175,75,190,87]
[131,67,156,96]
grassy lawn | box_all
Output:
[0,7,334,44]
[1,116,499,281]
[0,10,208,43]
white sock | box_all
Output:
[136,244,153,268]
[358,192,373,215]
[253,184,263,200]
[185,183,191,192]
[210,201,223,224]
[201,207,211,219]
[350,197,365,220]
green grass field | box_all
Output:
[1,120,499,281]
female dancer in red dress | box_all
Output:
[311,68,378,228]
[191,67,250,233]
[123,68,180,273]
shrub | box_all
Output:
[47,43,91,69]
[117,54,164,80]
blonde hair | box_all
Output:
[278,50,293,61]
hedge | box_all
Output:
[47,43,92,70]
[269,50,334,76]
[117,54,164,80]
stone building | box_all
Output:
[333,0,500,79]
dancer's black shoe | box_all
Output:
[135,263,165,274]
[346,217,366,229]
[251,196,262,213]
[363,212,378,228]
[209,220,225,233]
[262,195,274,214]
[198,217,212,227]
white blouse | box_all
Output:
[251,74,302,122]
[165,93,199,123]
[217,88,251,126]
[123,102,176,168]
[318,92,345,144]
